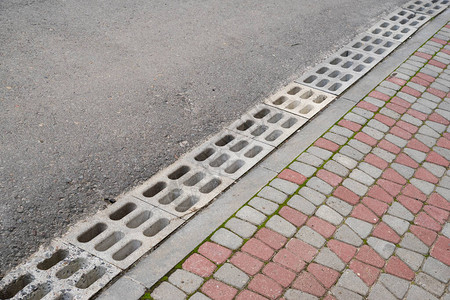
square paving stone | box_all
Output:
[211,228,243,250]
[266,215,297,238]
[152,282,187,300]
[295,226,326,248]
[270,178,299,195]
[258,186,288,204]
[236,206,267,225]
[249,197,279,215]
[378,273,409,299]
[213,263,249,289]
[288,195,316,216]
[225,217,257,239]
[169,269,204,294]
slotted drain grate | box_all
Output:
[403,0,449,15]
[295,48,381,95]
[366,19,417,43]
[63,197,184,269]
[386,8,432,28]
[345,32,401,60]
[264,82,336,117]
[0,240,120,300]
[185,129,273,180]
[129,161,233,220]
[226,104,308,147]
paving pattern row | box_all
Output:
[148,23,450,300]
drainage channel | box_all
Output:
[0,0,448,299]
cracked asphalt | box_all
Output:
[0,0,408,276]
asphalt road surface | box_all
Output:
[0,0,408,276]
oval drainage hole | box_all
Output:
[37,249,69,270]
[25,282,51,300]
[143,181,167,198]
[215,135,235,147]
[143,218,170,236]
[303,75,317,84]
[299,105,313,115]
[341,74,353,82]
[316,67,329,74]
[55,292,74,300]
[287,86,301,95]
[244,146,263,158]
[176,196,199,212]
[195,148,215,162]
[75,267,106,289]
[77,223,107,243]
[329,83,342,92]
[225,160,245,174]
[167,165,190,180]
[0,274,34,299]
[254,108,270,118]
[281,118,298,128]
[55,258,87,279]
[209,154,229,168]
[110,202,137,221]
[267,113,282,123]
[330,58,341,65]
[95,232,124,252]
[159,189,182,205]
[230,140,248,152]
[265,130,282,142]
[200,178,221,194]
[316,79,329,88]
[300,90,313,99]
[237,120,254,131]
[286,101,299,110]
[273,96,288,105]
[251,125,268,137]
[314,95,326,103]
[126,210,152,229]
[342,61,353,68]
[112,240,142,261]
[329,70,340,78]
[183,172,204,186]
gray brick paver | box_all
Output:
[225,217,257,239]
[265,215,296,237]
[213,263,249,289]
[169,270,204,294]
[249,197,279,215]
[269,178,298,195]
[210,228,243,250]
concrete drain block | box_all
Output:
[295,48,380,95]
[344,32,400,61]
[403,0,449,15]
[63,197,184,269]
[185,129,273,180]
[366,19,417,43]
[227,104,307,147]
[129,161,233,220]
[386,8,431,28]
[264,82,336,117]
[0,239,119,300]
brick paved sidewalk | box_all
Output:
[145,23,450,300]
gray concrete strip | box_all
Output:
[341,8,450,102]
